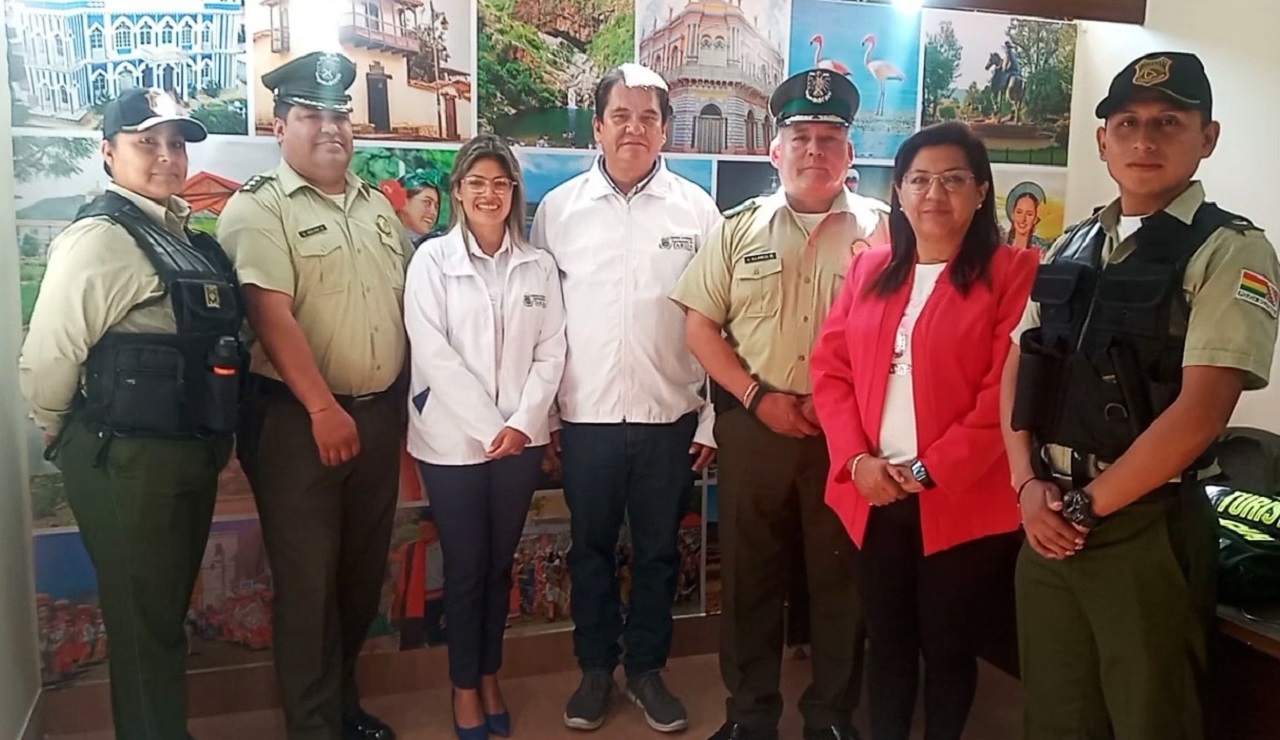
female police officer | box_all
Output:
[19,87,244,740]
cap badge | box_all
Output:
[805,70,832,104]
[1133,56,1172,87]
[144,88,179,117]
[316,53,343,87]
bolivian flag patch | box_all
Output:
[1237,269,1279,318]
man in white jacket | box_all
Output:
[530,63,722,734]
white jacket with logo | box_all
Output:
[531,158,722,446]
[404,225,566,465]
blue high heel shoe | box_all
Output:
[485,711,511,738]
[452,690,489,740]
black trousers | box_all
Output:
[237,384,402,740]
[854,496,1021,740]
[560,413,698,679]
[415,448,543,688]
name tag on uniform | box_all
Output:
[523,294,547,308]
[299,224,328,238]
[744,251,778,264]
[659,235,696,252]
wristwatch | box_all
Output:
[909,459,936,489]
[1061,488,1101,529]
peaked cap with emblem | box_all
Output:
[262,51,358,113]
[769,68,860,127]
[1095,51,1212,119]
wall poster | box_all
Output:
[6,0,1077,689]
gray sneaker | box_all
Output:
[626,671,689,733]
[564,670,615,731]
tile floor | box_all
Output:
[49,652,1023,739]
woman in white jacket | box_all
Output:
[403,134,566,740]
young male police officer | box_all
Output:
[673,68,889,740]
[531,62,721,734]
[20,88,243,740]
[217,52,412,740]
[1004,52,1280,740]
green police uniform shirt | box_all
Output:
[217,161,414,397]
[1015,181,1280,474]
[19,184,195,435]
[671,188,890,395]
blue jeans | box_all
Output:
[416,446,544,688]
[560,413,698,679]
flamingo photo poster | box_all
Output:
[636,0,792,155]
[919,9,1077,166]
[787,0,922,160]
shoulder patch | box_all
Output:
[722,198,760,219]
[240,174,274,193]
[1236,269,1279,319]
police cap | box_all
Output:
[102,87,207,142]
[769,69,860,128]
[262,51,358,113]
[1095,51,1213,120]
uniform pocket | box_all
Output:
[295,238,347,295]
[734,261,783,318]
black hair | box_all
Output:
[273,101,293,121]
[868,121,1000,298]
[593,67,672,124]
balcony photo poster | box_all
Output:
[7,0,1078,689]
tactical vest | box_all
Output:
[1011,202,1253,466]
[77,191,246,437]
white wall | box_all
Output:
[1064,0,1280,430]
[0,21,41,740]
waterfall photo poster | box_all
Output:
[478,0,635,149]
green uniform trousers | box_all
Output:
[1016,481,1219,740]
[54,418,231,740]
[236,380,402,740]
[715,407,865,732]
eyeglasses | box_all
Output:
[902,171,976,193]
[460,175,515,195]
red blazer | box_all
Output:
[811,244,1038,556]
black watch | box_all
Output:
[1061,488,1101,529]
[909,459,936,489]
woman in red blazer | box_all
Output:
[811,122,1038,740]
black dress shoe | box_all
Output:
[803,725,861,740]
[342,710,397,740]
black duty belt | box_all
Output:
[250,373,402,409]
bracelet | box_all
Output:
[850,453,870,480]
[741,381,760,408]
[1016,477,1038,499]
[747,387,769,414]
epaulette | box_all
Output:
[1222,215,1261,234]
[722,198,761,219]
[239,174,274,193]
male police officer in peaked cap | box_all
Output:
[217,50,413,740]
[1006,51,1280,739]
[20,87,244,740]
[673,67,889,740]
